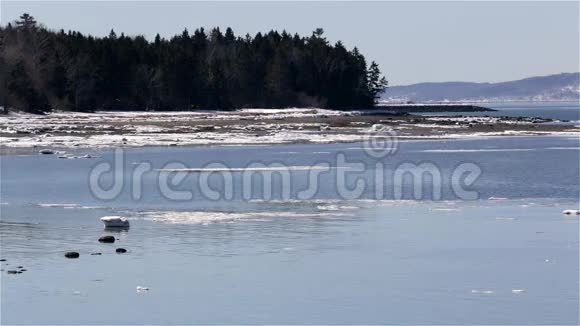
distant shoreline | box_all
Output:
[380,100,580,105]
[376,104,494,112]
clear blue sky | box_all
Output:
[2,1,578,86]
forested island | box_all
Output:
[0,14,388,113]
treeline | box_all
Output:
[0,14,387,113]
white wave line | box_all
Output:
[155,166,350,172]
[419,148,535,153]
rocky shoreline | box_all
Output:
[0,108,577,154]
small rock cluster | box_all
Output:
[1,259,27,274]
[62,233,130,259]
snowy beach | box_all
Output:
[1,108,578,154]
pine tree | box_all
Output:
[16,13,37,30]
[367,61,388,102]
[225,27,235,43]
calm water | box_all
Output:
[1,136,579,324]
[419,102,580,121]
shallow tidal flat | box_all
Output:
[0,108,578,153]
[1,135,579,323]
[1,107,578,324]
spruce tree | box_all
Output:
[367,61,388,102]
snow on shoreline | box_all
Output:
[1,109,578,151]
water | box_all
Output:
[418,102,580,121]
[1,136,579,324]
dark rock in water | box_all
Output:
[0,259,6,261]
[17,266,23,269]
[90,253,102,255]
[19,269,27,272]
[64,252,80,258]
[98,236,115,243]
[115,248,127,254]
[7,270,18,274]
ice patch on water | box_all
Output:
[35,203,103,209]
[250,199,365,211]
[36,203,81,208]
[545,147,580,150]
[138,210,353,225]
[374,199,418,206]
[316,205,359,211]
[431,208,460,211]
[419,149,535,153]
[249,199,343,204]
[0,221,39,226]
[250,198,417,208]
[140,211,260,224]
[156,166,348,172]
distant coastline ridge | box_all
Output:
[382,72,580,103]
[375,103,495,113]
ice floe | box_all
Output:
[100,216,130,228]
[562,209,580,215]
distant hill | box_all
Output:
[381,72,580,103]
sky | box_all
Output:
[1,1,578,86]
